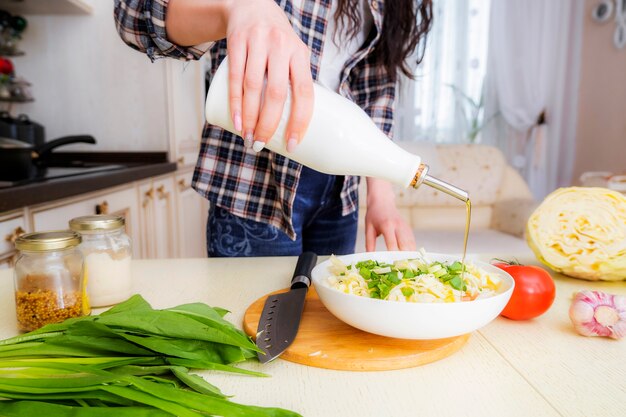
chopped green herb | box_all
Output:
[401,287,415,297]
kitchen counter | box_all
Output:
[0,255,624,417]
[0,152,177,212]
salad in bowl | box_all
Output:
[311,251,514,339]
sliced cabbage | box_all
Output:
[526,187,626,281]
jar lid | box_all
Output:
[15,230,82,252]
[69,215,125,231]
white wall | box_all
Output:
[9,0,170,151]
[573,0,626,180]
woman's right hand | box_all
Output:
[225,0,314,153]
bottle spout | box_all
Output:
[411,163,469,202]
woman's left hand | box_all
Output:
[364,178,416,252]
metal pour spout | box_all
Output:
[410,163,469,202]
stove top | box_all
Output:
[0,164,126,189]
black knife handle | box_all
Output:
[290,251,318,289]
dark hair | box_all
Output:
[335,0,433,82]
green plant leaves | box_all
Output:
[0,295,300,417]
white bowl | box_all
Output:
[311,251,515,340]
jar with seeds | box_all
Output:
[13,231,89,332]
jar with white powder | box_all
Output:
[69,215,132,307]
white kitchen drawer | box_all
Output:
[0,213,27,257]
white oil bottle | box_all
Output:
[205,57,468,202]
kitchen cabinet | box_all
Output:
[138,175,179,259]
[30,185,141,258]
[175,170,208,258]
[2,170,208,261]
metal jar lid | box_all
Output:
[69,215,125,232]
[14,230,82,252]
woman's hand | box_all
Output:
[166,0,314,152]
[225,0,314,152]
[365,178,416,252]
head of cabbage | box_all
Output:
[527,187,626,281]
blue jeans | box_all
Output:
[206,166,358,257]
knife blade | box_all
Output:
[256,251,318,363]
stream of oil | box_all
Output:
[461,199,472,267]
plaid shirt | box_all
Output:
[114,0,396,239]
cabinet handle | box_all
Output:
[157,185,170,200]
[178,179,190,191]
[5,226,26,244]
[95,200,109,215]
[177,156,185,164]
[143,188,154,208]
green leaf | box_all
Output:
[126,376,302,417]
[355,260,377,270]
[387,271,400,284]
[99,295,154,316]
[0,401,175,417]
[448,276,467,291]
[119,333,251,364]
[96,310,259,351]
[0,391,133,406]
[171,367,228,398]
[101,385,204,417]
[358,267,371,279]
[166,358,267,377]
[448,261,463,272]
[401,287,415,297]
[402,269,415,279]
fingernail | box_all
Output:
[244,132,253,148]
[286,136,298,153]
[233,112,242,132]
[252,140,265,152]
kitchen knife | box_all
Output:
[256,251,318,363]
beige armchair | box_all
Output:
[356,142,537,255]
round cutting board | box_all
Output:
[243,287,470,371]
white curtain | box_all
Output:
[482,0,585,199]
[395,0,491,143]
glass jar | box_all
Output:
[69,215,132,307]
[14,231,88,332]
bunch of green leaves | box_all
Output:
[347,259,467,300]
[0,295,300,417]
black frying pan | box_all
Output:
[0,135,96,181]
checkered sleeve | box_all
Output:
[114,0,209,61]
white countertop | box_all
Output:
[1,255,625,417]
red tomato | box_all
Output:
[493,261,556,320]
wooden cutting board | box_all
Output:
[243,287,470,371]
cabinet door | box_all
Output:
[175,171,208,258]
[152,176,178,259]
[31,186,141,258]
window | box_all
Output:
[395,0,491,143]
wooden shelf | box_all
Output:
[0,0,92,15]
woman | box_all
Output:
[114,0,432,257]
